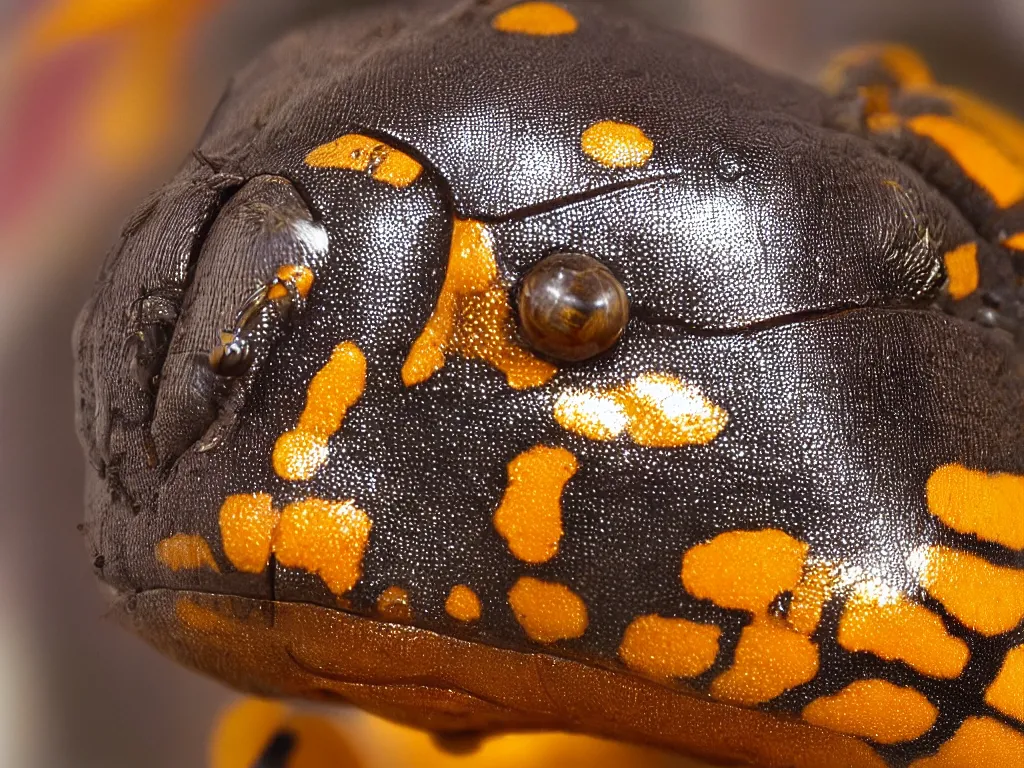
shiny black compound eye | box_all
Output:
[517,252,629,362]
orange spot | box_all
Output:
[682,529,809,615]
[927,464,1024,550]
[910,717,1024,768]
[376,586,412,623]
[218,493,279,574]
[803,680,937,744]
[985,645,1024,724]
[445,585,482,622]
[155,534,220,573]
[272,498,372,597]
[493,446,577,563]
[919,546,1024,636]
[508,577,588,643]
[618,615,721,680]
[838,588,969,679]
[788,560,839,635]
[908,115,1024,208]
[821,44,935,94]
[554,373,728,448]
[710,620,819,705]
[267,264,315,300]
[580,121,654,168]
[305,133,422,188]
[1003,232,1024,252]
[491,2,578,36]
[942,243,979,301]
[272,342,366,482]
[866,112,902,133]
[402,219,556,389]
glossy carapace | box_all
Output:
[74,2,1024,766]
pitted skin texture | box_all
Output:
[75,3,1023,767]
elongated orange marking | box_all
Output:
[618,615,721,680]
[910,717,1024,768]
[272,342,366,482]
[272,498,372,597]
[305,133,422,188]
[218,493,279,574]
[508,577,587,643]
[710,621,819,705]
[942,244,979,300]
[402,219,556,389]
[919,546,1024,636]
[555,373,728,448]
[376,586,412,623]
[581,121,654,168]
[493,446,577,563]
[908,115,1024,207]
[445,585,482,622]
[491,2,578,36]
[986,645,1024,723]
[1003,232,1024,252]
[803,680,937,744]
[267,264,315,301]
[155,534,220,573]
[838,588,969,679]
[787,560,839,635]
[927,464,1024,550]
[821,44,935,94]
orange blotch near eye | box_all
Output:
[402,218,556,389]
[491,2,578,36]
[508,576,587,643]
[618,615,721,680]
[268,264,315,300]
[377,586,412,623]
[554,373,728,448]
[927,464,1024,550]
[445,585,482,622]
[305,133,422,188]
[272,498,372,597]
[493,445,577,563]
[838,587,970,679]
[919,545,1024,636]
[908,115,1024,208]
[218,493,279,574]
[155,534,220,573]
[803,680,937,744]
[1003,232,1024,252]
[272,342,366,482]
[942,243,980,301]
[910,717,1024,768]
[581,120,654,168]
[985,644,1024,724]
[710,620,819,706]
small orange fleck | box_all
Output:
[445,585,482,622]
[618,615,721,680]
[491,2,578,36]
[508,577,588,643]
[218,493,279,574]
[985,645,1024,724]
[710,621,819,705]
[305,133,422,188]
[376,586,412,623]
[910,717,1024,768]
[919,545,1024,636]
[803,680,937,744]
[268,264,315,299]
[866,112,902,133]
[272,498,372,597]
[1003,232,1024,252]
[942,243,979,301]
[581,120,654,169]
[155,534,220,573]
[926,464,1024,550]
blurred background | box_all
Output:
[1,1,1022,766]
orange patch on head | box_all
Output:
[919,545,1024,636]
[305,133,422,188]
[910,717,1024,768]
[581,120,654,169]
[493,445,577,563]
[986,644,1024,724]
[838,588,970,679]
[926,464,1024,550]
[218,493,279,574]
[269,264,315,300]
[402,219,556,389]
[272,341,366,482]
[554,373,728,448]
[508,576,588,643]
[377,586,412,623]
[618,615,721,680]
[491,2,578,36]
[445,585,482,622]
[1003,232,1024,251]
[942,243,980,301]
[710,621,819,705]
[272,498,372,597]
[908,115,1024,207]
[803,680,937,744]
[155,534,220,573]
